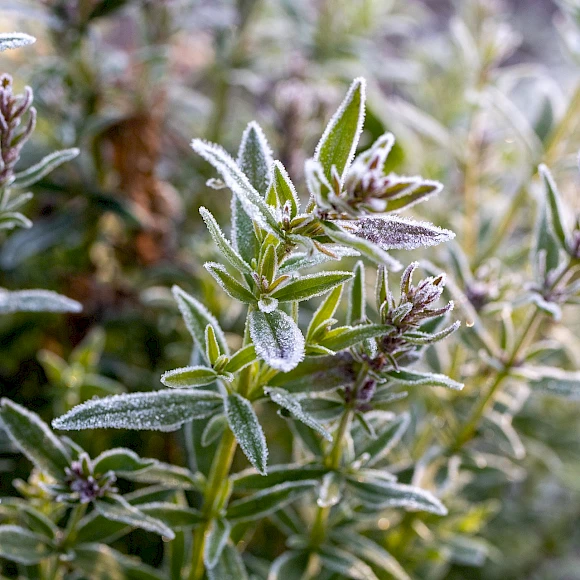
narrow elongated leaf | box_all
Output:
[0,398,71,480]
[0,288,82,313]
[138,502,204,529]
[357,413,410,466]
[347,477,447,515]
[12,148,79,188]
[224,344,257,373]
[348,261,366,324]
[0,211,32,230]
[0,525,53,565]
[233,464,328,491]
[204,517,231,569]
[307,285,343,340]
[95,496,175,538]
[205,262,256,303]
[318,545,379,580]
[208,543,248,580]
[161,366,218,389]
[278,246,360,275]
[249,309,305,372]
[336,216,455,251]
[202,414,228,446]
[315,78,366,185]
[200,207,252,274]
[383,369,463,390]
[268,353,356,393]
[192,139,282,237]
[272,161,300,218]
[226,480,316,522]
[271,271,353,303]
[93,448,156,475]
[121,462,203,491]
[52,390,222,432]
[319,324,389,352]
[0,32,35,52]
[20,505,58,539]
[172,285,229,358]
[520,365,580,399]
[266,387,332,441]
[268,551,309,580]
[539,163,571,251]
[225,393,268,474]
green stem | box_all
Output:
[189,428,237,580]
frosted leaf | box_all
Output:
[204,517,231,569]
[272,161,300,217]
[337,216,455,251]
[356,413,410,467]
[519,365,580,399]
[207,543,248,580]
[258,296,279,313]
[278,246,360,275]
[270,271,353,303]
[249,309,305,372]
[204,262,256,304]
[225,393,268,475]
[12,149,80,189]
[382,369,463,390]
[0,525,52,565]
[348,477,447,515]
[265,387,332,441]
[0,32,35,52]
[160,366,218,388]
[237,121,273,195]
[172,285,229,358]
[0,288,82,313]
[52,390,223,432]
[191,139,282,238]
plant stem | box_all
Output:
[189,428,237,580]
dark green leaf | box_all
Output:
[204,517,231,569]
[0,525,53,565]
[161,366,219,389]
[93,448,156,475]
[270,271,353,303]
[207,543,248,580]
[205,262,256,303]
[12,148,79,188]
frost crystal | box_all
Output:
[0,289,82,313]
[338,216,455,251]
[0,33,35,52]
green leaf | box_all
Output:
[12,148,79,188]
[539,163,571,251]
[268,353,356,393]
[119,463,203,491]
[272,161,300,218]
[268,551,309,580]
[0,32,35,52]
[315,77,366,185]
[161,366,219,389]
[0,288,82,313]
[205,262,256,303]
[205,324,221,365]
[319,324,388,352]
[202,414,228,447]
[172,285,230,359]
[225,393,268,474]
[191,139,283,237]
[249,309,305,372]
[93,448,156,475]
[357,413,410,467]
[20,505,58,539]
[52,390,223,432]
[207,543,248,580]
[532,194,561,279]
[382,369,463,390]
[0,211,32,230]
[348,261,366,325]
[520,365,580,399]
[95,495,175,539]
[318,544,379,580]
[224,344,257,373]
[265,387,332,441]
[271,271,353,303]
[226,481,317,522]
[0,398,71,480]
[138,502,204,529]
[307,285,343,341]
[0,525,53,565]
[200,207,252,274]
[233,463,328,491]
[204,517,231,569]
[347,477,447,515]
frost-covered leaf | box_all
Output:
[0,398,71,480]
[200,207,252,274]
[319,324,388,352]
[93,448,155,475]
[337,216,454,251]
[95,495,175,539]
[208,543,248,580]
[519,365,580,399]
[138,502,203,529]
[307,285,343,341]
[357,412,410,467]
[12,148,79,189]
[270,271,353,303]
[0,525,53,565]
[347,477,447,515]
[315,77,366,186]
[382,369,463,390]
[192,139,282,237]
[172,285,229,358]
[265,387,332,441]
[249,309,305,372]
[0,32,35,52]
[120,462,204,491]
[0,288,82,313]
[161,366,219,388]
[225,393,268,474]
[348,261,366,325]
[268,551,309,580]
[268,353,356,393]
[204,517,231,569]
[205,262,256,303]
[318,544,379,580]
[233,463,328,491]
[224,344,257,373]
[539,163,572,252]
[52,390,222,432]
[278,246,360,275]
[226,480,317,522]
[202,414,227,447]
[272,161,300,218]
[233,122,273,264]
[0,211,32,230]
[532,195,562,280]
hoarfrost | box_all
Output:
[0,289,82,313]
[0,33,35,52]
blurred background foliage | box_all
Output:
[1,0,580,578]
